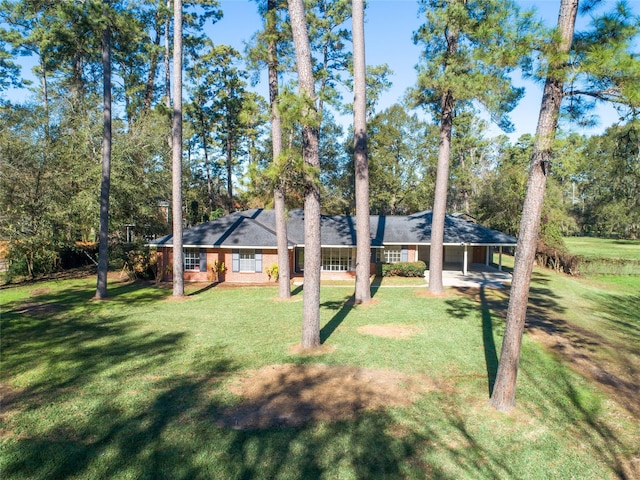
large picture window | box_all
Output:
[321,248,353,271]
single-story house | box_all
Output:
[149,208,517,283]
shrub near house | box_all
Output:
[381,261,427,277]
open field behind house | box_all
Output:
[563,237,640,261]
[1,270,639,479]
[563,237,640,276]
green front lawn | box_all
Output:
[1,272,638,479]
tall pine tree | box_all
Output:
[490,0,640,411]
[411,0,536,294]
[288,0,321,349]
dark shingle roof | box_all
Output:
[149,208,517,248]
[149,209,290,248]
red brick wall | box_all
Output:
[155,247,376,283]
[221,249,281,283]
[155,247,288,283]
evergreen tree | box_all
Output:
[580,122,640,238]
[352,0,370,304]
[96,0,112,299]
[288,0,321,349]
[490,0,640,412]
[172,0,184,297]
[367,105,437,215]
[411,0,537,294]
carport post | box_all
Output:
[463,244,468,275]
[498,246,503,271]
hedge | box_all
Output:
[381,261,427,277]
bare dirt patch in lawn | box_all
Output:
[358,324,420,339]
[216,364,439,430]
[28,287,52,296]
[0,383,23,414]
[13,301,60,316]
[347,297,380,307]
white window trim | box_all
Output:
[239,249,256,272]
[383,246,402,264]
[321,248,354,272]
[184,248,200,271]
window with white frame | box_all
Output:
[232,249,262,273]
[239,250,255,272]
[184,248,200,271]
[321,248,353,271]
[383,246,402,263]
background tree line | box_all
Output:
[0,0,638,282]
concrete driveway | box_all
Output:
[427,266,512,289]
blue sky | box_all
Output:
[5,0,637,140]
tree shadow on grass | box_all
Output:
[444,287,499,396]
[2,356,237,480]
[3,276,636,479]
[593,293,640,346]
[447,278,566,399]
[1,281,438,479]
[187,282,219,296]
[370,275,382,297]
[445,280,638,477]
[320,295,354,344]
[519,345,640,479]
[546,291,640,417]
[2,279,170,320]
[220,412,430,479]
[479,287,498,396]
[1,277,242,479]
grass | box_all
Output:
[563,237,640,276]
[1,271,639,479]
[564,237,640,261]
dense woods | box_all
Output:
[0,0,638,283]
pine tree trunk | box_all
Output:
[289,0,321,349]
[96,2,111,300]
[428,90,454,294]
[490,0,578,412]
[226,126,233,212]
[199,113,214,212]
[353,0,371,304]
[164,0,171,109]
[171,0,184,297]
[267,0,291,299]
[143,11,161,113]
